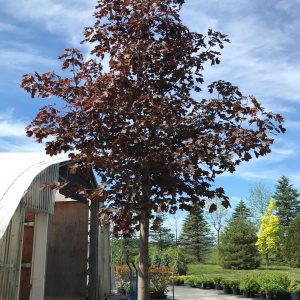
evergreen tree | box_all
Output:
[273,176,300,229]
[219,203,259,269]
[150,215,175,251]
[171,249,188,275]
[151,251,161,267]
[161,252,170,267]
[283,213,300,267]
[112,236,139,265]
[180,208,213,262]
[232,200,252,220]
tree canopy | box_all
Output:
[21,0,284,231]
[20,0,285,299]
[256,199,280,268]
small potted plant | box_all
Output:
[201,276,215,289]
[173,275,186,286]
[213,276,223,290]
[259,273,290,300]
[115,265,130,295]
[240,275,260,298]
[289,280,300,300]
[186,276,197,288]
[229,279,241,295]
[221,278,232,294]
[150,267,171,299]
[195,276,203,288]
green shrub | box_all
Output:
[229,279,240,290]
[258,273,291,294]
[115,265,130,289]
[202,276,215,287]
[167,248,188,275]
[150,267,171,296]
[240,275,260,293]
[194,276,204,286]
[289,279,300,293]
[193,275,213,287]
[212,276,223,287]
[186,276,198,287]
[220,278,231,289]
[124,282,130,295]
[152,251,161,267]
[173,275,188,285]
[161,252,170,267]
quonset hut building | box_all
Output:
[0,152,111,300]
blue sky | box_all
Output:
[0,0,299,213]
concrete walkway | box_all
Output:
[108,285,258,300]
[166,285,257,300]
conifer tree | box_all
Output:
[150,216,175,251]
[219,202,259,269]
[283,213,300,267]
[273,176,300,229]
[180,208,213,262]
[161,252,170,267]
[151,251,161,267]
[232,199,251,220]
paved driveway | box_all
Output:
[167,285,256,300]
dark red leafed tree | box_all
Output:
[21,1,285,299]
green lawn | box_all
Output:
[187,263,300,281]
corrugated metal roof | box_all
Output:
[0,152,70,239]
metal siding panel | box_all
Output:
[0,204,25,300]
[88,200,99,300]
[23,165,59,214]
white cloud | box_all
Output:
[2,0,97,45]
[217,132,300,190]
[180,1,300,113]
[0,109,44,152]
[284,120,300,130]
[0,47,56,72]
[0,22,16,32]
[0,109,26,137]
[0,138,44,152]
[0,121,26,138]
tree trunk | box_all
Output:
[138,214,150,300]
[266,253,269,270]
[217,230,220,246]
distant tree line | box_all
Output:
[112,175,300,271]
